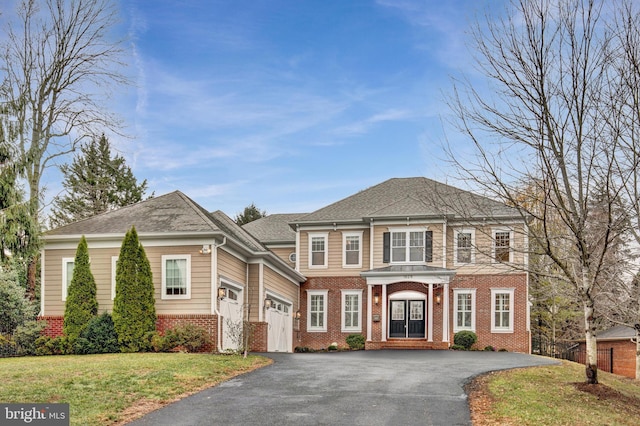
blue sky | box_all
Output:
[66,0,505,218]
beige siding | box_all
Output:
[43,244,214,316]
[264,265,298,314]
[218,249,247,286]
[298,228,370,277]
[270,246,296,268]
[247,264,260,322]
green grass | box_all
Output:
[475,360,640,425]
[0,353,270,425]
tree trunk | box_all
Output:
[636,329,640,381]
[583,292,599,384]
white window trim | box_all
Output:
[307,290,328,332]
[388,227,427,264]
[308,232,329,269]
[453,288,476,333]
[491,227,514,263]
[491,288,515,333]
[161,254,191,300]
[341,289,363,332]
[342,231,363,268]
[62,257,74,302]
[453,228,475,266]
[111,256,119,300]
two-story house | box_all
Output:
[39,177,530,353]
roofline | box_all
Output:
[43,231,224,242]
[360,268,457,278]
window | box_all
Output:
[491,289,515,333]
[307,290,328,331]
[453,289,476,332]
[454,229,475,265]
[389,229,427,263]
[309,233,328,268]
[62,258,74,301]
[162,255,191,299]
[343,232,363,267]
[341,290,362,332]
[111,256,118,300]
[493,228,513,263]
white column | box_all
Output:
[428,283,434,342]
[367,285,372,341]
[381,284,387,342]
[442,283,450,343]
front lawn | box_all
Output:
[0,353,270,425]
[468,359,640,425]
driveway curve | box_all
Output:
[128,350,558,426]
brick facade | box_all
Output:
[250,321,268,352]
[578,340,638,380]
[38,314,219,353]
[296,273,530,353]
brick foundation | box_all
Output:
[250,322,268,352]
[37,314,220,353]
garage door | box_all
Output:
[266,299,292,353]
[220,287,243,352]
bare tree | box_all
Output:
[447,0,639,384]
[0,0,129,294]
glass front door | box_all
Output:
[389,300,425,338]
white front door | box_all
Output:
[219,288,243,351]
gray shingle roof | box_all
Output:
[294,177,518,223]
[45,191,220,236]
[596,325,636,341]
[243,213,307,244]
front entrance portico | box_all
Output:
[361,265,456,349]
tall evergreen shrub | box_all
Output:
[63,236,98,341]
[112,226,156,352]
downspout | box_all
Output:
[212,237,227,352]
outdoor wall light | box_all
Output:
[264,298,273,310]
[217,287,227,300]
[199,244,211,255]
[374,293,380,306]
[295,310,301,320]
[435,294,441,305]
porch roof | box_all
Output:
[360,265,456,286]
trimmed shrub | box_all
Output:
[453,330,478,350]
[13,320,46,355]
[346,334,365,350]
[73,313,119,354]
[147,324,211,353]
[112,226,156,352]
[63,236,98,342]
[36,335,73,356]
[483,345,495,351]
[450,344,466,350]
[328,342,338,351]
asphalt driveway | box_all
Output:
[128,350,558,426]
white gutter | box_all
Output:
[212,237,227,352]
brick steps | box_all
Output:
[376,339,449,350]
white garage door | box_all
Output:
[220,288,243,352]
[266,299,292,353]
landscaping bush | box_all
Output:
[328,342,338,351]
[484,345,495,351]
[0,268,36,335]
[450,344,466,350]
[346,334,365,350]
[112,226,156,352]
[73,313,119,354]
[35,335,73,356]
[63,236,99,343]
[294,346,313,353]
[0,334,17,356]
[148,324,211,353]
[453,330,478,350]
[13,320,46,355]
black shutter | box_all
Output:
[425,231,433,262]
[383,232,390,263]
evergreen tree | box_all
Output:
[49,135,151,228]
[63,236,98,342]
[235,203,266,225]
[112,226,156,352]
[0,119,39,265]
